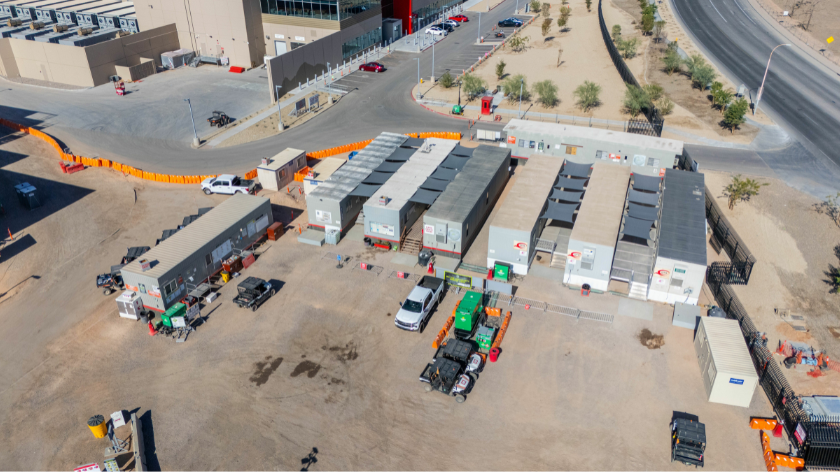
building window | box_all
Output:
[341,27,382,59]
[529,141,535,149]
[565,146,577,155]
[518,138,525,148]
[290,41,306,50]
[205,254,212,266]
[261,0,377,21]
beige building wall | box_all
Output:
[134,0,266,68]
[0,38,20,78]
[11,39,93,85]
[261,22,337,57]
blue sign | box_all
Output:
[729,378,744,385]
[337,255,341,261]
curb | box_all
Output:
[419,34,448,52]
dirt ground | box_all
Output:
[702,170,840,394]
[0,132,774,470]
[754,0,840,58]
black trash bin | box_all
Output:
[418,249,433,268]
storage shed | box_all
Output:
[487,153,564,275]
[563,163,631,291]
[648,169,707,305]
[423,146,511,258]
[363,138,458,245]
[305,132,407,233]
[502,119,683,177]
[257,148,307,191]
[303,157,345,195]
[694,317,758,408]
[121,194,273,312]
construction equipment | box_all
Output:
[207,111,230,128]
[671,418,706,467]
[97,264,126,295]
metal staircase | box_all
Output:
[612,241,655,300]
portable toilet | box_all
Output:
[481,95,493,115]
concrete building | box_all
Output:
[305,132,408,233]
[647,169,706,305]
[563,162,631,291]
[121,193,273,312]
[363,138,457,247]
[393,0,461,34]
[422,145,510,259]
[502,119,684,177]
[487,153,564,275]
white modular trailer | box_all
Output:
[257,147,306,191]
[363,138,458,245]
[694,317,758,408]
[305,132,408,233]
[502,119,684,177]
[487,153,564,275]
[563,163,631,291]
[302,157,345,195]
[422,146,511,258]
[120,194,273,313]
[648,169,707,305]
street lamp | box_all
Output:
[415,57,421,98]
[275,85,283,131]
[184,98,199,147]
[517,78,524,118]
[478,12,481,42]
[754,43,790,115]
[432,38,435,82]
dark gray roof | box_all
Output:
[621,216,654,240]
[554,177,586,191]
[658,169,706,266]
[349,183,381,197]
[430,167,459,181]
[628,202,659,221]
[409,188,443,205]
[386,147,416,162]
[375,161,404,173]
[440,155,470,170]
[549,189,583,202]
[561,161,592,178]
[632,174,663,193]
[420,178,450,192]
[451,145,475,157]
[402,137,425,147]
[540,200,579,223]
[362,171,392,185]
[628,189,661,207]
[198,207,213,216]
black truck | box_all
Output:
[671,418,706,467]
[233,277,275,311]
[419,339,477,403]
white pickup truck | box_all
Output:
[201,174,256,195]
[395,276,445,332]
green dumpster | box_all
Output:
[161,303,186,328]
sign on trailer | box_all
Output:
[444,271,472,288]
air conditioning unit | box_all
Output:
[7,18,22,27]
[29,21,44,30]
[379,196,390,206]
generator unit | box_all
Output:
[116,291,144,320]
[0,5,18,18]
[11,26,53,40]
[97,5,132,29]
[14,6,36,21]
[118,15,136,32]
[57,27,118,46]
[55,11,78,24]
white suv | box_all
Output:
[426,25,447,36]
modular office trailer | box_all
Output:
[694,317,758,408]
[423,146,511,258]
[648,168,707,305]
[306,132,408,233]
[487,153,564,275]
[563,163,631,291]
[121,194,273,312]
[502,119,683,177]
[364,138,458,245]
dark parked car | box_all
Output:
[233,277,276,312]
[498,18,523,27]
[442,23,454,32]
[359,62,385,72]
[449,14,468,22]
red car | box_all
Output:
[449,14,468,22]
[359,62,385,72]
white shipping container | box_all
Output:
[694,317,758,408]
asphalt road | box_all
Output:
[672,0,840,192]
[0,5,520,175]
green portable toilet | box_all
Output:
[161,302,186,328]
[494,261,511,281]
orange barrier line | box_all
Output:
[432,300,460,349]
[491,311,512,350]
[750,418,778,430]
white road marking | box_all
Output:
[733,0,757,25]
[708,0,728,23]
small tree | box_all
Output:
[611,24,622,42]
[653,20,666,41]
[557,47,564,67]
[691,64,716,90]
[541,2,551,17]
[495,60,507,79]
[617,37,639,59]
[723,174,767,210]
[642,83,663,102]
[712,86,734,114]
[573,80,602,112]
[462,73,486,99]
[503,74,529,102]
[641,13,655,35]
[530,0,541,12]
[585,0,592,11]
[683,53,706,77]
[825,245,840,294]
[557,16,567,29]
[623,84,650,117]
[662,49,681,75]
[542,18,552,36]
[723,98,749,133]
[533,79,558,107]
[814,193,840,229]
[655,97,675,115]
[439,71,454,88]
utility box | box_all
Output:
[476,325,495,350]
[14,182,40,210]
[257,148,306,191]
[493,261,511,281]
[161,302,186,328]
[694,317,758,408]
[325,229,340,245]
[481,96,493,115]
[115,291,143,320]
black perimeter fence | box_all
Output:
[597,0,664,137]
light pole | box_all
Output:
[275,85,283,131]
[184,98,199,147]
[518,78,523,118]
[516,0,519,14]
[754,43,790,115]
[478,12,481,42]
[432,38,435,81]
[415,57,420,98]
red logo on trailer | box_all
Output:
[514,241,528,250]
[656,269,671,277]
[507,136,516,144]
[568,251,582,260]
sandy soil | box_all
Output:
[753,0,840,58]
[0,133,773,470]
[702,171,840,394]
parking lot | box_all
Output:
[0,134,771,470]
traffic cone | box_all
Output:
[7,228,12,240]
[148,321,156,336]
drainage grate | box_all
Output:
[547,304,580,318]
[388,271,421,282]
[352,262,383,276]
[578,311,614,323]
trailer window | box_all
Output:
[163,279,177,296]
[205,254,212,266]
[518,138,525,148]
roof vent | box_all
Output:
[379,196,390,206]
